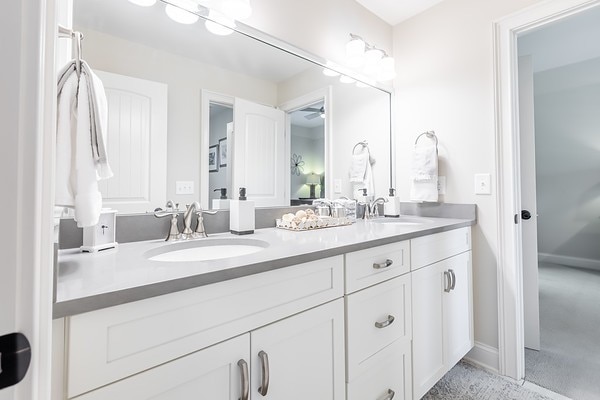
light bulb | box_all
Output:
[322,68,339,77]
[346,37,365,68]
[364,47,384,64]
[355,81,369,88]
[340,75,355,84]
[165,3,199,24]
[128,0,157,6]
[205,9,236,36]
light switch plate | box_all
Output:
[474,173,491,195]
[176,181,194,195]
[334,179,342,194]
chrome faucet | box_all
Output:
[366,197,388,219]
[182,202,218,239]
[154,200,181,241]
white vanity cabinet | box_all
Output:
[411,228,473,400]
[345,241,413,400]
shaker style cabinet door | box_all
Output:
[250,298,346,400]
[74,334,250,400]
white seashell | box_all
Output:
[295,210,307,219]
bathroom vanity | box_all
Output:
[52,215,474,400]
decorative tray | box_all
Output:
[276,216,352,231]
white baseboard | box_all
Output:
[538,252,600,271]
[464,341,499,373]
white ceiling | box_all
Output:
[355,0,446,26]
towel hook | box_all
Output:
[74,31,83,76]
[352,140,368,155]
[415,130,438,154]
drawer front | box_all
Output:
[67,256,344,398]
[346,274,411,381]
[411,227,471,271]
[347,340,412,400]
[345,240,410,293]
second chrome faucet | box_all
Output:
[154,200,217,241]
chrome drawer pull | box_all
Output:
[444,270,451,293]
[373,259,393,269]
[449,269,456,290]
[237,359,249,400]
[258,350,270,396]
[377,388,395,400]
[375,315,395,329]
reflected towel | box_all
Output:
[349,152,369,183]
[55,60,112,227]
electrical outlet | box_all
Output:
[474,173,491,195]
[176,181,194,195]
[437,176,446,195]
[334,179,342,194]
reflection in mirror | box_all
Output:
[290,101,325,205]
[72,0,392,214]
[208,103,233,210]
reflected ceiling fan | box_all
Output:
[300,106,325,120]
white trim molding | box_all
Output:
[465,341,500,374]
[493,0,600,381]
[539,252,600,271]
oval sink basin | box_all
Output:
[372,216,434,225]
[145,238,269,263]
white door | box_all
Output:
[96,71,168,214]
[233,98,286,206]
[518,55,541,351]
[411,264,446,400]
[74,334,249,400]
[444,252,474,367]
[250,299,345,400]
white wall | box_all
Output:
[392,0,541,368]
[534,58,600,267]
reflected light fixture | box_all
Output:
[322,68,340,77]
[339,75,355,84]
[205,9,236,35]
[165,1,199,24]
[128,0,157,6]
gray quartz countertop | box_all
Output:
[54,216,475,318]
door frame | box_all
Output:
[279,87,333,200]
[494,0,600,380]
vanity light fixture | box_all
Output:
[128,0,157,6]
[165,0,200,25]
[345,33,396,82]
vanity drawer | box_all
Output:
[411,227,471,271]
[345,240,410,293]
[66,256,344,398]
[347,340,412,400]
[345,273,411,381]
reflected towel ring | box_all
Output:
[415,131,438,154]
[352,140,369,155]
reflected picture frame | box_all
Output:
[209,144,219,172]
[219,137,227,167]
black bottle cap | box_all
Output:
[239,187,247,200]
[361,188,368,196]
[389,188,396,196]
[214,188,227,199]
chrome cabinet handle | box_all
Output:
[444,270,451,293]
[237,359,249,400]
[258,350,270,396]
[375,315,395,329]
[449,269,456,290]
[377,388,395,400]
[373,259,393,269]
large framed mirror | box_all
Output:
[71,0,393,213]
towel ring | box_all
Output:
[352,140,369,155]
[415,131,438,154]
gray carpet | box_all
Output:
[525,263,600,400]
[424,361,552,400]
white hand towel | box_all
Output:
[410,144,438,202]
[349,152,369,183]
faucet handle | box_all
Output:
[192,209,218,238]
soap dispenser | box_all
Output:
[384,188,401,218]
[230,187,255,235]
[212,188,230,210]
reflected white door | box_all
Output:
[233,98,286,206]
[96,71,168,213]
[518,55,541,351]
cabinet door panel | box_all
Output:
[76,334,249,400]
[444,251,474,367]
[411,263,445,400]
[250,299,345,400]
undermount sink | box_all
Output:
[371,216,434,225]
[145,238,269,262]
